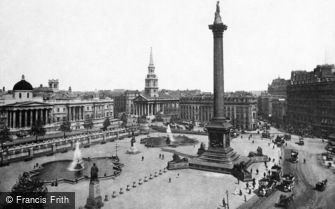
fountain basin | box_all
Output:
[32,157,122,183]
[141,135,198,148]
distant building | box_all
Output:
[113,90,140,118]
[180,92,258,130]
[0,75,114,134]
[287,64,335,138]
[133,48,179,117]
[258,77,289,128]
[267,77,289,97]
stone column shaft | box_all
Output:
[24,110,27,127]
[210,24,226,120]
[13,111,16,128]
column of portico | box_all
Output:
[44,109,47,124]
[18,110,21,128]
[24,110,27,127]
[69,107,72,121]
[147,103,150,116]
[13,111,16,128]
[8,111,11,128]
[30,110,33,126]
[74,106,77,121]
[39,109,42,123]
[72,107,75,121]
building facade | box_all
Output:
[133,49,179,117]
[113,90,140,118]
[287,64,335,138]
[180,92,258,130]
[258,77,289,127]
[0,75,114,133]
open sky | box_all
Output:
[0,0,334,92]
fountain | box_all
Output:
[166,124,175,142]
[68,141,84,171]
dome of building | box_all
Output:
[13,75,33,91]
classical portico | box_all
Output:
[67,105,85,121]
[134,95,179,116]
[3,101,53,129]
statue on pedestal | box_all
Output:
[131,131,136,147]
[85,164,103,209]
[90,163,99,182]
[126,131,140,154]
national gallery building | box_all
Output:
[0,75,114,133]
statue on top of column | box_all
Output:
[214,1,223,24]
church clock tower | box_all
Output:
[144,48,159,97]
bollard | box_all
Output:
[112,191,117,198]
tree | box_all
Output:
[83,115,94,132]
[0,126,11,165]
[102,117,111,131]
[6,172,48,209]
[59,119,71,138]
[120,113,128,127]
[0,126,11,149]
[30,120,46,142]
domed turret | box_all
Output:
[12,75,33,100]
[13,75,33,91]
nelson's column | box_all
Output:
[190,1,245,173]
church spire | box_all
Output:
[149,47,154,68]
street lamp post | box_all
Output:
[226,190,229,209]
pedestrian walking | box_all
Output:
[159,154,161,159]
[142,156,144,161]
[169,177,171,183]
[263,172,266,177]
[250,168,253,174]
[162,154,164,160]
[244,194,247,202]
[256,169,259,175]
[222,197,226,208]
[246,182,249,189]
